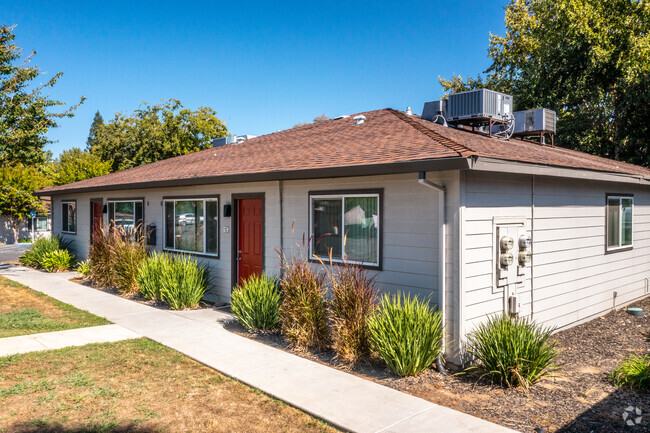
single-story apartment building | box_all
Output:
[36,108,650,364]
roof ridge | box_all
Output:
[386,108,476,157]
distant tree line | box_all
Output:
[0,24,228,242]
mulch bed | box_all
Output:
[225,296,650,433]
[68,277,221,311]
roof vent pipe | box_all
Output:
[353,115,366,125]
[406,106,412,116]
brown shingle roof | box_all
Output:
[38,108,650,195]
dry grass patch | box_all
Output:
[0,276,109,338]
[0,338,335,433]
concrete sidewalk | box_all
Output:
[0,264,518,433]
[0,324,140,357]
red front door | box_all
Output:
[91,201,103,240]
[237,198,263,285]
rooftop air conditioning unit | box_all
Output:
[421,100,446,122]
[513,108,556,135]
[212,134,257,147]
[446,89,513,122]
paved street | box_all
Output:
[0,244,29,263]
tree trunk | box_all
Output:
[9,217,20,244]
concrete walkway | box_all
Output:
[0,264,518,433]
[0,324,140,357]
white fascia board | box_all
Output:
[472,157,650,187]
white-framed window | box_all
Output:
[606,195,633,252]
[61,201,77,234]
[107,200,143,232]
[35,216,49,231]
[163,198,219,256]
[309,191,381,267]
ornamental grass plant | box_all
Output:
[40,249,75,273]
[467,314,559,390]
[19,236,73,270]
[329,264,378,363]
[367,293,443,377]
[136,251,167,301]
[156,254,208,310]
[87,226,146,293]
[279,257,329,349]
[611,354,650,390]
[231,273,281,332]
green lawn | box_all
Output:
[0,338,335,433]
[0,276,109,338]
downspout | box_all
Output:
[418,172,449,375]
[531,175,535,319]
[278,180,284,253]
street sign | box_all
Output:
[30,210,36,218]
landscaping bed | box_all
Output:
[0,338,335,433]
[226,295,650,433]
[0,276,109,338]
[68,276,219,311]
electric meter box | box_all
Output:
[500,236,514,252]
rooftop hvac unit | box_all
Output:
[446,89,513,122]
[421,100,446,121]
[513,108,556,135]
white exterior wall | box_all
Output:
[461,171,650,355]
[0,216,51,244]
[52,172,459,318]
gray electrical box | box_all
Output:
[513,108,556,135]
[446,89,513,122]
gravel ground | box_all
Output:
[226,296,650,433]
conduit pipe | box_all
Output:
[418,172,449,375]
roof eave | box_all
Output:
[35,157,473,196]
[473,157,650,186]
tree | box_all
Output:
[0,25,84,166]
[52,148,112,186]
[0,164,50,243]
[293,113,329,128]
[86,110,103,151]
[90,99,228,172]
[440,0,650,166]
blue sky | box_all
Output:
[4,1,507,156]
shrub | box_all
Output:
[87,226,146,293]
[231,274,281,332]
[76,260,90,276]
[40,249,74,272]
[19,236,72,269]
[87,228,115,287]
[279,257,329,349]
[329,264,378,363]
[136,251,167,300]
[111,232,147,294]
[156,254,208,310]
[611,354,650,389]
[467,315,559,389]
[368,293,443,377]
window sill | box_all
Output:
[309,256,381,271]
[162,248,220,260]
[605,245,633,254]
[61,231,77,235]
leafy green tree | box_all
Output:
[440,0,650,166]
[0,164,51,243]
[86,110,104,151]
[91,99,228,172]
[0,25,84,166]
[52,148,112,186]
